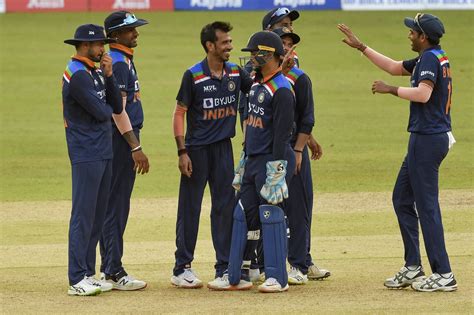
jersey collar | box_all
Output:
[202,58,230,79]
[109,43,134,59]
[72,55,96,69]
[260,67,282,84]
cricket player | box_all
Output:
[338,13,457,292]
[272,27,330,284]
[62,24,122,296]
[209,31,295,293]
[171,21,253,288]
[99,11,150,291]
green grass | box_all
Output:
[1,11,473,201]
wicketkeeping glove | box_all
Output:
[232,151,247,191]
[260,160,288,204]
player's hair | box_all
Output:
[415,30,440,46]
[200,21,233,53]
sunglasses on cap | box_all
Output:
[108,13,138,30]
[271,7,290,18]
[414,13,426,35]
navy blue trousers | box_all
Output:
[173,139,235,278]
[393,133,451,274]
[68,160,112,285]
[287,146,313,274]
[100,128,138,275]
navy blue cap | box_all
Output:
[64,24,116,45]
[104,11,148,35]
[242,31,285,56]
[262,7,299,30]
[272,27,300,45]
[404,13,445,40]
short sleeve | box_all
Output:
[416,52,439,84]
[402,57,418,74]
[176,70,194,107]
[112,62,129,91]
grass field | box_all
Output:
[0,10,473,314]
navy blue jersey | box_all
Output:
[176,58,253,147]
[245,72,295,160]
[62,56,122,164]
[109,44,144,129]
[402,46,452,134]
[285,66,314,143]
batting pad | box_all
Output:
[259,204,288,287]
[228,200,248,285]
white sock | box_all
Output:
[406,265,420,271]
[441,272,453,278]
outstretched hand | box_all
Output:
[337,24,366,51]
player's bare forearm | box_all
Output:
[175,136,186,150]
[122,130,140,149]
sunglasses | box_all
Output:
[414,13,426,35]
[271,7,290,18]
[109,13,138,30]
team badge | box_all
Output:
[263,211,270,219]
[228,80,235,92]
[257,92,265,103]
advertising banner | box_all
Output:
[341,0,474,10]
[89,0,173,11]
[5,0,87,12]
[174,0,341,11]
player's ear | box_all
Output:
[205,41,214,53]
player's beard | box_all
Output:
[89,49,102,63]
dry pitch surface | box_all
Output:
[1,190,472,314]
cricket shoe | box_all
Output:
[384,266,425,289]
[307,264,331,280]
[171,268,203,289]
[288,266,308,285]
[86,276,113,292]
[101,271,147,291]
[68,278,101,296]
[249,269,262,283]
[207,273,252,291]
[411,273,457,292]
[258,277,289,293]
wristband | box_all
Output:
[294,149,303,153]
[357,43,367,53]
[178,148,188,156]
[131,145,142,153]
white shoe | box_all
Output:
[258,277,289,293]
[171,268,203,289]
[207,274,252,291]
[249,269,261,283]
[68,278,102,296]
[102,271,147,291]
[384,266,425,289]
[411,273,457,292]
[307,264,331,280]
[86,276,113,292]
[288,267,308,285]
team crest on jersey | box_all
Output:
[263,210,270,219]
[228,80,236,92]
[257,92,265,103]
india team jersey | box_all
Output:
[109,44,144,129]
[402,46,452,134]
[176,58,253,147]
[285,66,314,144]
[245,72,295,160]
[62,56,122,164]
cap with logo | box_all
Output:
[404,13,445,40]
[242,31,285,56]
[262,7,299,30]
[272,27,300,45]
[104,11,149,36]
[64,24,116,45]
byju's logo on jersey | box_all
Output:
[204,85,217,93]
[203,98,214,109]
